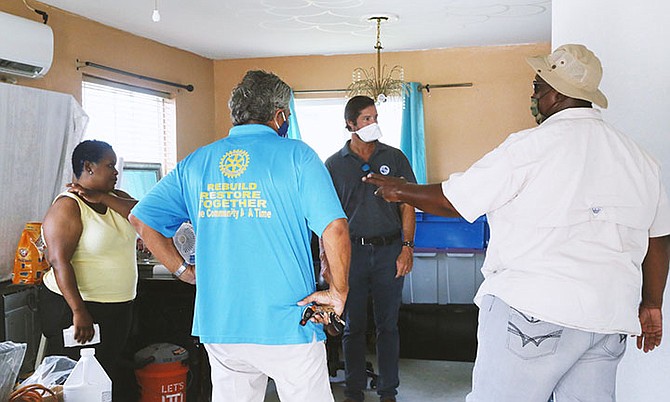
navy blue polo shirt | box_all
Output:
[325,140,417,238]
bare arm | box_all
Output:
[299,218,350,317]
[318,236,331,284]
[396,203,415,278]
[67,183,138,219]
[362,173,461,218]
[637,235,670,352]
[129,214,196,285]
[42,197,94,344]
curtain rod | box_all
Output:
[293,82,472,94]
[76,60,194,92]
[419,83,473,92]
[293,88,348,94]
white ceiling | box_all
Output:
[38,0,551,60]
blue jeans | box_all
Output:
[467,295,627,402]
[343,240,404,401]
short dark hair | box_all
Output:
[344,95,375,131]
[228,70,292,126]
[71,140,114,179]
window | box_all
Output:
[118,162,162,201]
[81,77,176,198]
[294,97,402,161]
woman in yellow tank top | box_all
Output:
[39,140,138,399]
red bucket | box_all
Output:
[134,343,190,402]
[135,360,188,402]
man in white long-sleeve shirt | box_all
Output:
[363,44,670,402]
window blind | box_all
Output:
[82,78,176,174]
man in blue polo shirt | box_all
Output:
[129,70,350,402]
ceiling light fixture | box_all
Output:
[348,16,405,103]
[151,0,161,22]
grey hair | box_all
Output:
[228,70,292,126]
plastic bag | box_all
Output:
[21,355,77,388]
[0,341,27,402]
[12,222,49,284]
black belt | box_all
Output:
[352,232,401,246]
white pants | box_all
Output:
[205,341,334,402]
[467,295,627,402]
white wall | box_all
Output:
[553,1,670,400]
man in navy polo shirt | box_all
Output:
[325,95,416,402]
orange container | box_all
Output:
[12,222,49,284]
[135,361,188,402]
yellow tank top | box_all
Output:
[43,191,138,302]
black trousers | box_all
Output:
[38,285,133,395]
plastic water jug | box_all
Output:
[63,348,112,402]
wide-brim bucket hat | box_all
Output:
[526,44,608,108]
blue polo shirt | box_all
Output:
[131,124,346,344]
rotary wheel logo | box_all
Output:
[219,149,250,178]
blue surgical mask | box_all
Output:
[275,111,289,138]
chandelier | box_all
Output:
[348,16,405,103]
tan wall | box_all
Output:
[1,0,548,177]
[0,2,216,159]
[214,43,550,181]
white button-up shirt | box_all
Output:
[443,108,670,334]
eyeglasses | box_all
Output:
[532,80,549,94]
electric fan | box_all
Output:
[173,222,195,265]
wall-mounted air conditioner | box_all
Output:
[0,11,54,78]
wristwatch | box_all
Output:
[173,261,189,277]
[402,240,415,249]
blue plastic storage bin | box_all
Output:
[414,212,489,250]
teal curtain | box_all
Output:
[288,92,302,140]
[400,82,427,184]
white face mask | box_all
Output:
[355,123,383,142]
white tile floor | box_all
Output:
[264,357,474,401]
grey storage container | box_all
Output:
[402,251,485,304]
